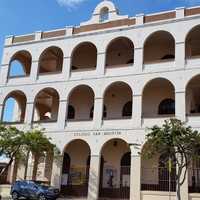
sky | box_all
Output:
[0,0,200,62]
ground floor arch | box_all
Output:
[61,139,91,197]
[99,138,131,199]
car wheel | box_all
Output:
[38,194,46,200]
[12,192,19,200]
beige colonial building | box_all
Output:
[1,1,200,199]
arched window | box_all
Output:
[90,105,107,119]
[67,105,75,120]
[158,98,175,115]
[100,7,109,22]
[122,101,132,117]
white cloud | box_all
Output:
[56,0,87,9]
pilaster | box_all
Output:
[93,97,103,129]
[176,41,185,69]
[132,94,142,128]
[96,52,106,76]
[57,100,68,129]
[175,91,186,122]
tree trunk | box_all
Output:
[176,180,181,200]
[24,151,30,180]
[32,154,39,181]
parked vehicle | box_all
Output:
[11,180,60,200]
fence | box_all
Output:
[188,168,200,193]
[60,166,89,197]
[0,174,8,185]
[99,166,130,199]
[141,167,176,192]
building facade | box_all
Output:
[1,1,200,199]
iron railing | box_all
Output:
[141,167,176,192]
[60,166,89,197]
[99,166,130,199]
[188,168,200,193]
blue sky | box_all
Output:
[0,0,200,63]
[1,0,200,65]
[1,0,200,121]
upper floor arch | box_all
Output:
[185,25,200,59]
[105,36,134,68]
[103,81,133,119]
[67,84,95,121]
[70,41,97,72]
[142,77,175,118]
[33,87,60,122]
[8,50,32,78]
[143,30,175,64]
[1,90,27,123]
[38,46,64,75]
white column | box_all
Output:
[62,57,71,80]
[30,60,39,81]
[57,100,68,129]
[0,65,9,85]
[175,91,186,122]
[130,144,141,200]
[51,155,63,188]
[176,42,185,69]
[134,47,143,72]
[25,102,34,126]
[87,154,101,200]
[132,94,142,128]
[93,97,103,129]
[96,52,106,76]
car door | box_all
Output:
[19,181,30,198]
[27,182,39,199]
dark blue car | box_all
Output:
[11,180,60,200]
